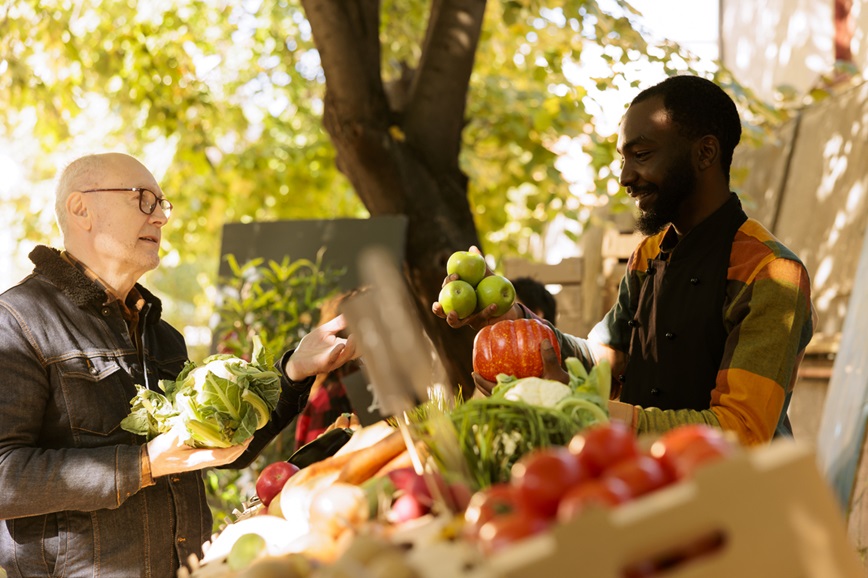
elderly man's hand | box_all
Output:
[147,425,252,479]
[322,412,360,436]
[284,314,358,382]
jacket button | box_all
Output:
[177,537,186,544]
[101,307,111,316]
[665,332,675,339]
[89,366,99,376]
[690,277,700,285]
[651,388,660,395]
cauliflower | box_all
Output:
[121,338,281,448]
[502,377,572,408]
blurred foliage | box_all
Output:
[206,251,344,529]
[213,250,345,359]
[0,0,800,335]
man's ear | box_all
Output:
[66,192,92,231]
[696,135,720,172]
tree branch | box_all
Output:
[300,0,388,122]
[404,0,487,172]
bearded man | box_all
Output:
[437,76,815,446]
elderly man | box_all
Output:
[0,153,356,576]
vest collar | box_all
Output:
[658,193,745,261]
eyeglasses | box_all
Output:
[81,188,173,218]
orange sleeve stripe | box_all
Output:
[711,367,786,446]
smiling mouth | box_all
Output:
[629,187,655,198]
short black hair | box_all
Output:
[632,75,742,183]
[512,277,557,324]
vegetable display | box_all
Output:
[464,422,737,557]
[120,338,282,448]
[420,357,611,490]
[472,318,561,382]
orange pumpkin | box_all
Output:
[472,319,561,383]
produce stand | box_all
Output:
[183,247,864,578]
[185,435,862,578]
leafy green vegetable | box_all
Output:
[416,358,612,490]
[120,337,282,448]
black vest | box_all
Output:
[621,195,748,410]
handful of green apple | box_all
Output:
[438,251,516,319]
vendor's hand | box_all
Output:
[322,412,360,435]
[285,314,359,381]
[472,338,567,397]
[431,246,519,330]
[147,424,252,479]
[472,372,496,397]
[540,339,569,384]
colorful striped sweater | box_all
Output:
[553,214,814,446]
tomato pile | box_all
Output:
[463,422,735,555]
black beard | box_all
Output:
[635,155,696,236]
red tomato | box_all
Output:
[650,425,734,480]
[463,483,518,538]
[472,319,561,382]
[556,477,632,524]
[477,511,550,556]
[602,454,671,499]
[568,421,639,477]
[511,447,591,518]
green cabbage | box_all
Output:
[121,337,282,448]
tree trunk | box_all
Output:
[300,0,488,392]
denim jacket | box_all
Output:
[0,246,310,577]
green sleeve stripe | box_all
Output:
[635,406,721,435]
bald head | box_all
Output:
[55,153,153,238]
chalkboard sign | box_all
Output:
[217,216,408,291]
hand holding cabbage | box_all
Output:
[121,338,282,448]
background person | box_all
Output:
[294,288,366,450]
[435,76,815,447]
[0,152,357,577]
[512,276,558,325]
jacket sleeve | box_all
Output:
[225,348,313,469]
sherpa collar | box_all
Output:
[28,245,163,323]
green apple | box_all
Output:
[475,275,516,316]
[439,280,478,319]
[446,251,487,288]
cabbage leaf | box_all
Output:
[121,337,282,448]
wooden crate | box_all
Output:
[503,229,639,337]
